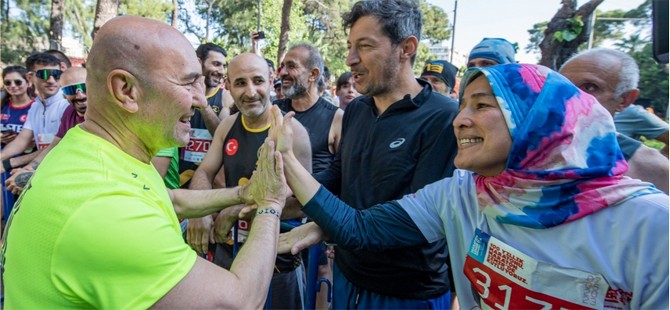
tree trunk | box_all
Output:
[171,0,178,27]
[92,0,119,40]
[49,0,65,50]
[277,0,293,66]
[206,0,213,41]
[539,0,604,70]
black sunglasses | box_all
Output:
[61,83,86,96]
[34,69,63,81]
[3,79,24,87]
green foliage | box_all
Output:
[632,43,669,116]
[642,137,665,151]
[551,16,583,42]
[1,0,173,65]
[525,21,548,53]
[1,0,50,65]
[413,41,431,76]
[65,0,95,50]
[420,0,450,45]
[120,0,173,21]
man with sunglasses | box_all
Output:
[1,53,68,174]
[4,67,87,194]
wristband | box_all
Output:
[3,159,12,171]
[257,208,280,218]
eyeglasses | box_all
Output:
[34,69,63,81]
[3,79,24,87]
[61,82,86,96]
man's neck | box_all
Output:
[288,89,320,112]
[242,111,272,130]
[372,75,423,115]
[206,86,219,97]
[38,91,62,106]
[80,116,155,164]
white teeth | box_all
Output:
[460,138,483,145]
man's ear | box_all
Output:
[108,69,140,113]
[224,76,231,91]
[399,35,419,62]
[309,67,321,83]
[617,88,640,112]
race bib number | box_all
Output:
[183,128,212,163]
[36,133,55,149]
[464,229,609,309]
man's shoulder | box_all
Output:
[317,97,340,112]
[273,98,292,111]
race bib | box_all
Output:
[183,128,212,163]
[464,229,609,309]
[36,133,55,150]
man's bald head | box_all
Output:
[86,16,197,103]
[560,48,640,116]
[228,53,270,78]
[226,53,272,119]
[60,67,86,87]
[83,15,203,160]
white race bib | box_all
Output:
[464,229,609,309]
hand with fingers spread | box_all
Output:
[278,222,327,255]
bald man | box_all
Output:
[560,48,668,194]
[188,53,311,309]
[1,16,287,308]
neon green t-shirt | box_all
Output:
[2,126,197,309]
[156,147,180,189]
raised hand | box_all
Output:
[278,222,327,255]
[246,138,289,211]
[269,105,294,154]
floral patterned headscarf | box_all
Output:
[460,64,660,229]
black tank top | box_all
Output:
[223,114,300,271]
[275,97,339,173]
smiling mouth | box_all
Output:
[459,138,483,145]
[179,115,192,123]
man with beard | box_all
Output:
[1,53,69,174]
[179,43,231,188]
[188,53,312,309]
[302,0,460,308]
[276,43,343,174]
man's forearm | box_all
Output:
[229,204,282,309]
[7,151,41,170]
[170,187,243,218]
[284,151,321,205]
[200,105,222,135]
[1,141,31,161]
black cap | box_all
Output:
[421,60,458,89]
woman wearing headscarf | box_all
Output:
[257,64,668,309]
